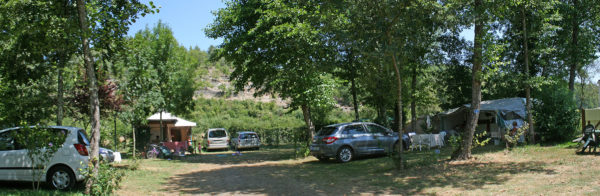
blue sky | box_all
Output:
[127,0,226,51]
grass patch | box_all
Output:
[6,144,600,195]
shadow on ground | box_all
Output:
[0,180,85,194]
[162,155,555,195]
[170,147,297,165]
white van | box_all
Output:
[202,128,230,150]
[0,126,90,190]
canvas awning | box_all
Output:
[437,97,527,131]
[442,97,527,118]
[584,107,600,128]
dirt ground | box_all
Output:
[117,147,341,196]
[115,145,600,196]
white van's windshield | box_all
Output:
[209,130,227,138]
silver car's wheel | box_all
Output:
[48,166,75,190]
[336,146,353,163]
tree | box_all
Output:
[554,0,600,92]
[74,1,154,193]
[75,0,102,193]
[206,0,337,143]
[118,34,162,157]
[452,0,486,160]
[0,1,78,127]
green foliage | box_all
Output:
[449,131,491,150]
[504,122,528,149]
[574,79,600,109]
[81,162,125,196]
[117,21,197,133]
[11,126,66,190]
[0,77,55,127]
[191,98,355,146]
[533,83,580,143]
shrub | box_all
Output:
[533,83,580,143]
[81,162,125,196]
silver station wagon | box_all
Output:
[231,131,261,151]
[310,122,410,163]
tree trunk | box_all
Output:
[57,65,64,126]
[378,103,387,127]
[454,0,483,160]
[393,104,399,132]
[411,64,417,133]
[160,110,164,141]
[114,111,118,151]
[301,104,315,142]
[132,124,136,158]
[597,80,600,107]
[522,5,535,144]
[568,0,579,91]
[580,75,584,108]
[351,77,360,121]
[388,33,404,169]
[77,0,100,193]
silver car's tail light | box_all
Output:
[74,144,88,156]
[322,137,338,144]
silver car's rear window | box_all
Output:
[317,127,338,136]
[209,130,227,138]
[78,129,90,145]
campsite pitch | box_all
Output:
[114,144,600,195]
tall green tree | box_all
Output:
[498,0,559,144]
[0,1,79,127]
[555,0,600,92]
[75,0,101,192]
[449,0,488,160]
[206,0,337,141]
[74,1,153,193]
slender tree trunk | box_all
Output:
[114,111,117,151]
[351,78,360,121]
[597,80,600,107]
[56,0,70,126]
[378,103,387,127]
[160,110,164,141]
[388,33,404,169]
[132,124,136,158]
[57,64,64,126]
[77,0,101,193]
[411,64,417,133]
[568,0,579,91]
[348,49,360,121]
[301,104,315,142]
[393,104,399,131]
[522,5,535,144]
[454,0,483,160]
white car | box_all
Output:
[99,147,115,163]
[0,126,90,190]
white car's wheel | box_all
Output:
[47,166,76,190]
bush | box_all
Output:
[81,162,125,196]
[533,84,580,143]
